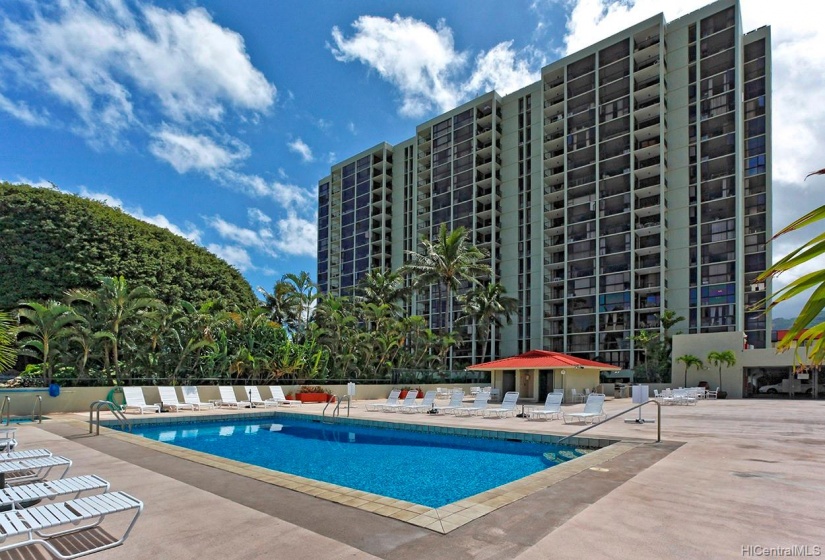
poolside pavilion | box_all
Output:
[467,349,621,403]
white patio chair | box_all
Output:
[483,391,519,418]
[399,390,437,413]
[182,386,216,410]
[122,387,160,414]
[454,392,490,417]
[268,386,302,406]
[156,387,195,412]
[217,386,251,409]
[366,389,401,412]
[382,390,419,412]
[528,393,563,421]
[563,394,607,424]
[244,386,279,408]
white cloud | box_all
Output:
[0,93,50,126]
[206,243,253,272]
[287,138,314,163]
[212,169,314,210]
[462,42,542,98]
[330,15,466,117]
[205,215,276,256]
[272,211,318,257]
[0,1,275,144]
[330,15,550,117]
[247,208,272,225]
[149,128,250,173]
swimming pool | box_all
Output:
[127,416,590,508]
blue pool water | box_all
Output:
[127,417,588,508]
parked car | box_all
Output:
[758,380,825,394]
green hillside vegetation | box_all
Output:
[0,182,256,310]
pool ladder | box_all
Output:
[0,396,9,426]
[322,394,351,423]
[0,396,43,425]
[89,400,131,435]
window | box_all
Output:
[746,154,767,176]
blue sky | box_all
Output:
[0,0,823,318]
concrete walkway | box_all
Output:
[4,397,824,559]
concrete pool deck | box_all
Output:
[3,397,824,559]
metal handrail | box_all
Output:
[322,394,351,423]
[333,395,351,418]
[89,400,131,435]
[0,396,9,426]
[558,399,661,444]
[32,396,42,424]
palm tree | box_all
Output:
[458,281,518,362]
[67,276,161,384]
[402,224,490,335]
[676,354,703,388]
[0,311,18,371]
[357,268,408,316]
[756,167,825,362]
[17,301,84,385]
[257,280,298,326]
[281,272,318,342]
[707,350,736,392]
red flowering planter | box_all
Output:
[295,393,335,403]
[398,390,423,399]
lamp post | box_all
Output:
[561,370,566,403]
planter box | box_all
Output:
[295,393,335,403]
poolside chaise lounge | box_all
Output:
[454,392,491,417]
[0,474,110,510]
[181,386,216,410]
[244,386,279,408]
[0,490,143,559]
[382,390,418,412]
[121,387,160,414]
[528,393,563,421]
[365,389,400,412]
[0,449,52,462]
[435,391,466,414]
[563,394,606,424]
[156,387,195,412]
[0,428,16,452]
[482,391,519,418]
[267,386,302,407]
[0,455,72,484]
[217,386,251,409]
[398,390,437,413]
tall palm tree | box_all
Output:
[707,350,736,392]
[257,280,298,326]
[281,272,318,342]
[357,268,408,317]
[458,281,518,362]
[0,311,17,372]
[402,224,490,335]
[67,276,161,384]
[17,301,84,385]
[676,354,703,388]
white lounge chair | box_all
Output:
[0,474,109,510]
[528,393,563,421]
[399,390,437,413]
[365,389,400,412]
[244,386,279,408]
[0,491,143,559]
[0,427,16,452]
[0,448,52,462]
[182,386,216,410]
[483,391,520,418]
[0,455,72,484]
[156,387,195,412]
[218,386,251,409]
[122,387,160,414]
[268,386,302,407]
[564,394,606,424]
[435,391,465,414]
[454,392,491,416]
[383,390,418,412]
[706,387,719,399]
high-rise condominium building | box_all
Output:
[317,0,771,370]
